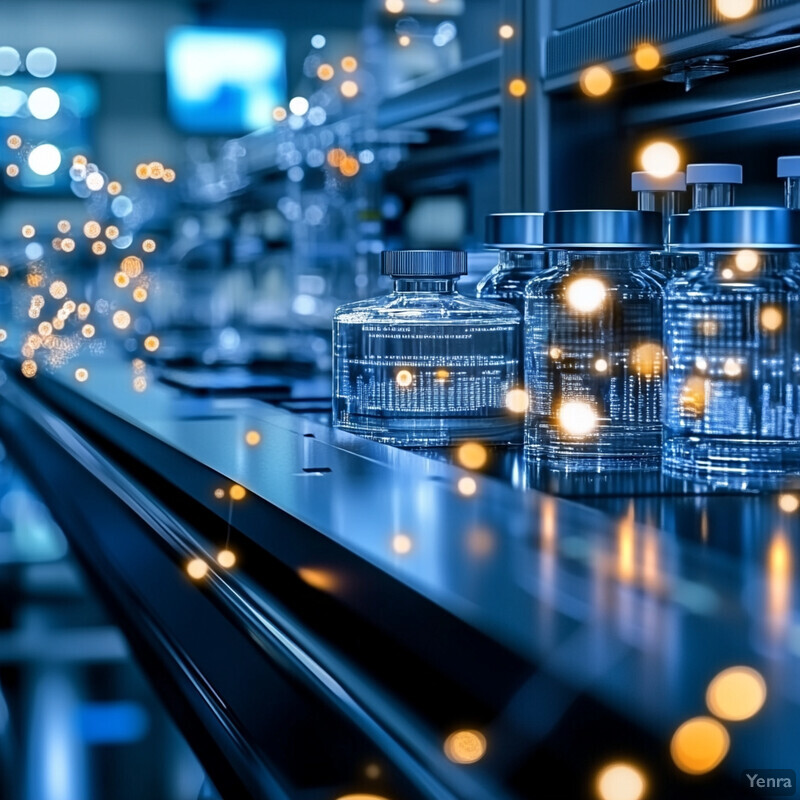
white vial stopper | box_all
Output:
[778,156,800,178]
[631,171,687,192]
[686,163,743,185]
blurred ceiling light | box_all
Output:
[28,143,61,176]
[398,35,411,47]
[580,65,613,97]
[716,0,756,19]
[634,43,661,70]
[385,0,404,12]
[25,47,57,78]
[289,96,309,115]
[27,87,60,119]
[641,141,680,177]
[499,24,514,39]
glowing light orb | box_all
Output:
[580,65,613,97]
[21,224,35,238]
[634,43,661,71]
[27,87,60,119]
[121,255,143,277]
[317,64,334,80]
[57,219,70,233]
[706,666,766,721]
[82,324,95,338]
[505,388,529,413]
[230,484,246,501]
[74,367,89,382]
[396,369,413,387]
[245,430,261,446]
[186,558,209,580]
[508,78,527,97]
[558,401,597,436]
[641,141,680,178]
[723,358,742,378]
[83,220,101,238]
[716,0,755,19]
[341,80,359,98]
[457,476,478,496]
[28,144,61,176]
[779,494,799,513]
[21,359,37,378]
[735,249,759,272]
[499,24,514,39]
[86,172,104,191]
[398,35,411,46]
[596,763,646,800]
[567,277,607,313]
[631,342,664,376]
[217,549,236,568]
[670,716,729,774]
[6,134,21,149]
[391,533,413,554]
[92,241,106,255]
[49,280,67,299]
[272,107,287,122]
[144,335,160,352]
[457,442,488,470]
[142,238,156,253]
[289,96,309,116]
[341,57,358,73]
[114,272,130,288]
[761,306,783,332]
[385,0,404,11]
[133,287,148,302]
[112,310,131,329]
[443,730,486,764]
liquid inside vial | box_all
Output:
[525,251,663,470]
[334,289,521,446]
[663,251,800,476]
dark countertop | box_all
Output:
[1,354,798,799]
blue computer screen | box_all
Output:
[166,27,286,134]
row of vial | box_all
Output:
[332,158,800,479]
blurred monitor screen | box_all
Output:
[166,27,286,134]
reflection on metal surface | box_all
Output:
[768,532,792,639]
[596,762,646,800]
[298,567,340,592]
[457,442,487,470]
[391,534,413,555]
[705,666,766,721]
[670,716,730,774]
[443,729,486,764]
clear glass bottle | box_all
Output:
[525,211,664,470]
[778,156,800,209]
[664,207,800,478]
[333,250,522,446]
[686,163,742,209]
[476,213,546,317]
[666,213,699,280]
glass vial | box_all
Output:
[778,156,800,210]
[686,163,742,210]
[664,207,800,478]
[525,211,664,470]
[333,250,522,446]
[477,213,546,317]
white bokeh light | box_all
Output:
[289,96,309,115]
[25,47,57,78]
[0,47,21,76]
[28,143,61,175]
[27,87,60,120]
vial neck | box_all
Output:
[394,277,458,293]
[500,251,539,268]
[785,177,800,210]
[693,183,735,209]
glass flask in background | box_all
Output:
[664,207,800,478]
[778,156,800,209]
[476,213,546,316]
[333,250,522,446]
[686,163,742,209]
[525,211,664,470]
